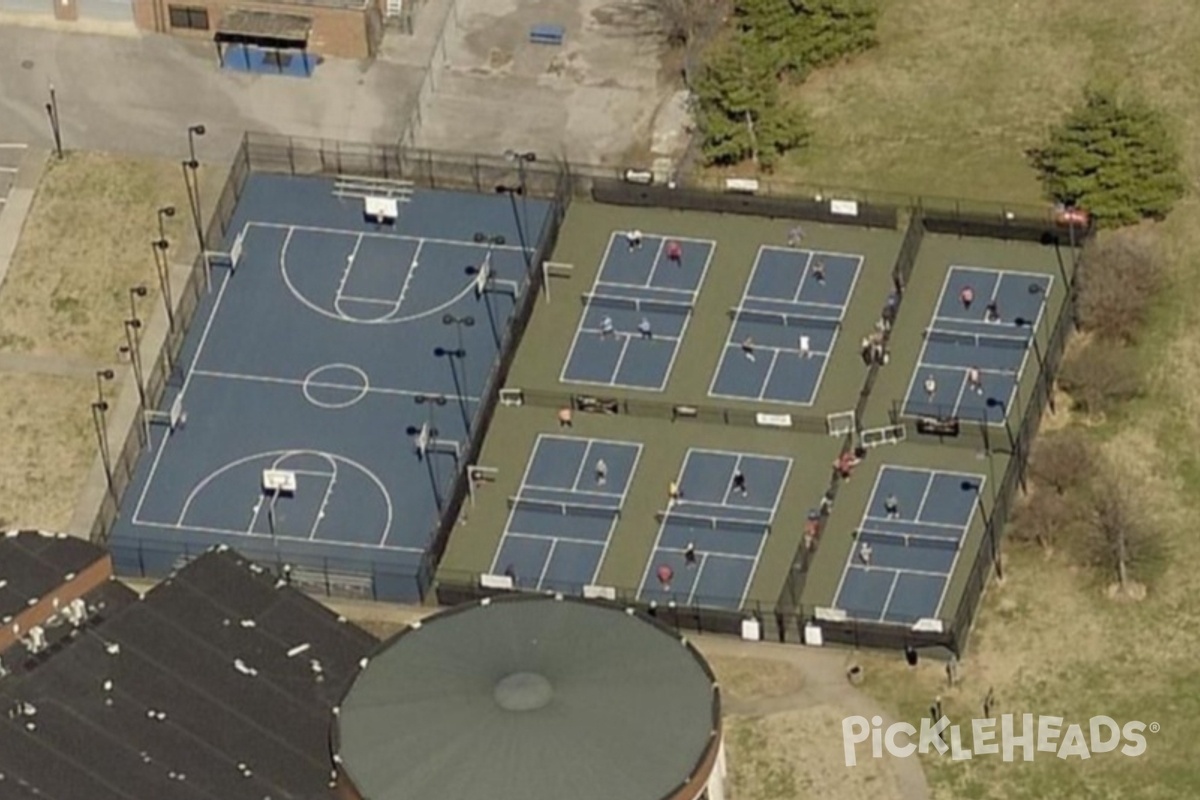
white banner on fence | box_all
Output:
[830,199,860,217]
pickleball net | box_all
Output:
[656,510,770,536]
[582,293,693,316]
[924,328,1028,349]
[729,306,841,331]
[508,495,621,519]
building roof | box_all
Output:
[0,546,376,800]
[335,594,722,800]
[216,9,313,45]
[0,530,107,623]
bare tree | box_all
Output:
[1076,229,1165,344]
[1011,486,1086,550]
[1029,429,1095,495]
[1086,465,1159,591]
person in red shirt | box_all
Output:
[666,239,683,266]
[959,285,975,310]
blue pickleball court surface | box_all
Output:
[833,466,985,624]
[903,266,1053,424]
[710,246,863,405]
[489,435,643,592]
[561,231,716,391]
[638,449,792,609]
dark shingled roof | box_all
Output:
[0,546,376,799]
[335,594,721,800]
[0,531,107,622]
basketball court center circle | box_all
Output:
[303,363,370,409]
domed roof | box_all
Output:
[335,594,721,800]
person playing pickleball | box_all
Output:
[666,239,683,266]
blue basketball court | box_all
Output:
[710,246,862,405]
[638,449,792,609]
[108,173,548,599]
[902,266,1052,423]
[833,466,985,624]
[489,435,643,592]
[560,231,716,391]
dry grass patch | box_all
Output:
[0,373,101,530]
[0,152,217,361]
[727,706,910,800]
[708,655,806,707]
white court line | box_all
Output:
[535,539,558,590]
[740,529,769,609]
[657,310,693,392]
[900,266,957,418]
[132,518,424,553]
[950,370,971,419]
[131,259,235,524]
[337,296,396,306]
[333,233,365,305]
[762,244,864,261]
[395,240,424,308]
[809,326,840,403]
[686,553,709,606]
[878,570,904,623]
[308,463,339,540]
[569,440,597,492]
[592,442,643,583]
[608,335,635,385]
[720,454,747,505]
[505,531,606,547]
[691,239,717,303]
[680,447,792,520]
[644,238,667,289]
[934,471,986,616]
[757,351,782,402]
[912,474,936,525]
[851,564,954,581]
[189,369,481,402]
[249,221,525,252]
[489,434,548,575]
[790,250,815,303]
[831,466,888,607]
[950,263,1055,283]
[839,255,865,322]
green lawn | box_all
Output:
[745,1,1200,797]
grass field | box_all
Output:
[0,152,218,531]
[753,1,1200,797]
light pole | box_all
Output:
[92,369,116,506]
[442,313,475,354]
[434,346,471,433]
[414,393,447,433]
[1014,316,1052,413]
[494,184,532,270]
[45,83,63,160]
[985,397,1027,494]
[406,424,445,511]
[121,318,148,445]
[504,150,535,246]
[184,124,206,255]
[961,481,1003,581]
[154,206,178,333]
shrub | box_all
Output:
[694,37,811,170]
[1011,485,1087,550]
[1032,89,1184,227]
[1075,230,1165,344]
[735,0,879,78]
[1057,342,1143,414]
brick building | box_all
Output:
[0,0,384,60]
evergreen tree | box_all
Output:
[694,37,811,170]
[1034,89,1184,227]
[735,0,878,77]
